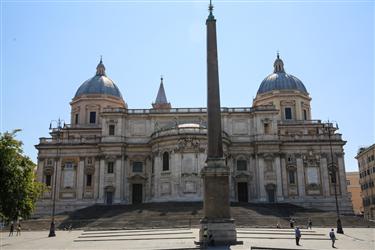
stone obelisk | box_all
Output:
[199,1,237,245]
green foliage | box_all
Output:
[0,130,44,221]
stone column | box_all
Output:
[114,157,122,203]
[320,156,330,197]
[55,158,62,201]
[275,156,283,200]
[253,155,259,199]
[98,158,105,203]
[337,155,347,196]
[144,157,150,202]
[258,158,266,201]
[281,157,288,199]
[296,157,305,197]
[37,158,44,183]
[123,157,129,203]
[77,158,84,200]
[120,155,125,203]
[94,158,100,200]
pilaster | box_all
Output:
[258,158,266,201]
[37,159,44,183]
[275,156,283,200]
[114,158,122,202]
[281,157,288,198]
[94,159,100,200]
[98,159,105,203]
[320,157,330,197]
[77,158,84,200]
[337,156,347,196]
[296,157,305,197]
[55,158,62,201]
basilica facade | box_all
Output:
[35,55,353,215]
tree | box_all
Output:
[0,130,44,221]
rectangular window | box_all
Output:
[65,162,73,169]
[86,174,92,187]
[89,111,96,124]
[285,107,292,120]
[107,162,114,174]
[346,180,350,185]
[288,170,296,184]
[132,161,143,173]
[75,114,79,124]
[109,125,115,136]
[152,158,155,174]
[237,160,247,171]
[330,173,336,183]
[45,175,52,186]
[162,152,170,171]
[303,109,307,120]
[264,123,270,134]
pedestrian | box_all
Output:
[8,222,14,237]
[295,226,301,246]
[307,218,312,229]
[202,227,208,249]
[290,218,295,228]
[16,222,21,236]
[329,228,336,248]
[208,232,215,246]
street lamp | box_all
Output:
[324,121,344,234]
[48,118,64,237]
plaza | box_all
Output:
[1,227,374,250]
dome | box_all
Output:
[74,59,123,99]
[257,54,308,95]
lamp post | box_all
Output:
[48,118,64,237]
[325,121,344,234]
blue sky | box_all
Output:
[1,0,374,172]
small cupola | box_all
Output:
[273,52,285,73]
[96,56,106,76]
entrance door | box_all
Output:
[267,189,275,203]
[106,191,113,205]
[132,184,143,204]
[237,182,248,202]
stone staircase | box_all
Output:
[17,202,373,231]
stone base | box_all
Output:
[197,218,241,246]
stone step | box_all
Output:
[18,202,373,231]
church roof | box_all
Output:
[74,58,123,99]
[154,76,168,104]
[257,54,308,95]
[152,76,171,109]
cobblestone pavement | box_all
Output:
[1,227,374,249]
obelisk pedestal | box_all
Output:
[199,159,237,245]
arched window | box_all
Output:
[163,152,169,171]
